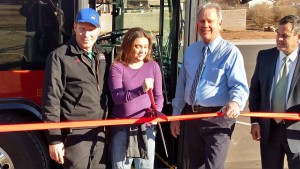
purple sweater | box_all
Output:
[108,60,164,118]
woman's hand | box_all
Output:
[142,78,154,93]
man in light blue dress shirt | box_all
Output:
[170,3,249,169]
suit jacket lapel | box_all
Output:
[288,49,300,99]
[267,49,279,103]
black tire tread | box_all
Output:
[0,112,50,169]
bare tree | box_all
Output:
[248,2,275,28]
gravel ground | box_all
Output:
[222,30,276,40]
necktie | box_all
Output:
[189,45,208,105]
[273,57,289,123]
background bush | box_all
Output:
[247,3,275,28]
[273,5,298,22]
[247,1,299,28]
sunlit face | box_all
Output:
[74,22,100,51]
[197,8,222,44]
[131,37,149,63]
[276,23,300,56]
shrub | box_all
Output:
[248,3,275,28]
[275,0,299,5]
[273,6,298,22]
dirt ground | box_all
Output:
[221,30,276,40]
[221,19,277,40]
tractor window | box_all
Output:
[0,0,67,70]
[0,1,27,70]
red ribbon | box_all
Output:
[1,112,300,132]
[240,112,300,120]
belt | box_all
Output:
[185,104,223,113]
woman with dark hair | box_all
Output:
[108,27,164,169]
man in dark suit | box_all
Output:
[249,15,300,169]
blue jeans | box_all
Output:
[111,125,156,169]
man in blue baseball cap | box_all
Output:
[74,8,101,52]
[42,7,110,169]
[76,8,100,28]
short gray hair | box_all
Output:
[197,3,222,21]
[279,15,300,35]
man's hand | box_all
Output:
[251,123,261,141]
[49,142,65,164]
[170,121,180,138]
[223,101,240,118]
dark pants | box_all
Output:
[261,119,300,169]
[179,105,235,169]
[63,128,107,169]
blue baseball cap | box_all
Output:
[76,8,100,27]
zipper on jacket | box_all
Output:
[95,58,100,91]
[80,53,100,91]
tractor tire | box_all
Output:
[0,113,50,169]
